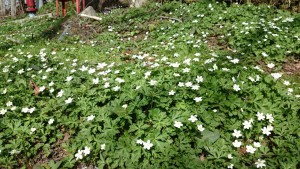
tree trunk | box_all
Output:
[0,0,5,16]
[11,0,16,16]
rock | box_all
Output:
[80,6,97,17]
[132,0,146,8]
[119,0,146,8]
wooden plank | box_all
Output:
[11,0,16,16]
[0,0,5,16]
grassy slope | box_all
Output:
[0,1,300,168]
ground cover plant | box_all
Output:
[0,1,300,168]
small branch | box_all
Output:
[79,14,102,21]
[159,16,182,22]
[6,37,21,44]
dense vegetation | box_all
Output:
[0,1,300,168]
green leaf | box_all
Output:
[201,130,220,143]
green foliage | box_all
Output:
[0,1,300,169]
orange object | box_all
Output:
[26,0,37,12]
[56,0,86,17]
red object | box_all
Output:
[26,0,37,12]
[56,0,86,17]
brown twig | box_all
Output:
[159,16,182,22]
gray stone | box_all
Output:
[119,0,146,8]
[132,0,146,8]
[80,6,97,17]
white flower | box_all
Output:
[9,149,20,155]
[88,68,96,74]
[253,142,261,148]
[115,78,125,83]
[266,114,274,123]
[169,90,176,95]
[178,82,185,87]
[287,88,293,94]
[243,120,252,129]
[267,125,274,131]
[30,128,36,134]
[188,115,198,122]
[39,86,46,92]
[194,53,201,57]
[174,121,183,128]
[149,80,157,86]
[232,77,236,83]
[230,58,239,64]
[49,81,54,86]
[49,88,54,93]
[100,143,106,150]
[143,140,153,150]
[255,159,266,168]
[21,107,29,113]
[79,65,88,71]
[193,58,199,62]
[185,82,193,87]
[232,129,242,138]
[2,88,7,94]
[228,154,233,159]
[197,124,205,132]
[66,76,73,82]
[92,78,99,84]
[228,164,234,169]
[11,106,16,111]
[0,108,7,115]
[136,139,144,145]
[233,84,240,91]
[87,115,95,121]
[42,76,47,80]
[183,58,191,65]
[122,104,128,109]
[283,80,290,86]
[57,90,64,97]
[170,62,180,68]
[28,107,35,114]
[194,97,202,102]
[271,73,282,80]
[65,97,73,104]
[174,53,180,57]
[144,71,151,79]
[17,69,25,74]
[182,68,190,73]
[48,118,54,124]
[262,52,268,57]
[75,150,83,160]
[232,140,242,148]
[104,82,110,88]
[196,76,203,83]
[246,145,256,154]
[173,73,180,77]
[191,85,200,90]
[256,112,265,121]
[261,126,272,136]
[6,101,13,107]
[112,86,120,91]
[83,146,90,156]
[267,63,275,68]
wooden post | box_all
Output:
[76,0,79,14]
[62,0,66,16]
[11,0,16,16]
[0,0,5,16]
[56,0,59,16]
[82,0,85,11]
